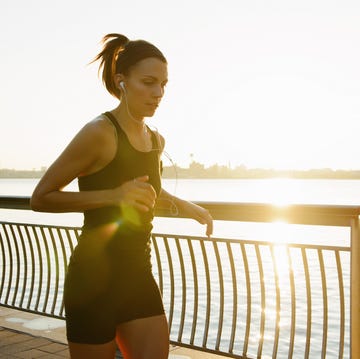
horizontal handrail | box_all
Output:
[2,195,360,226]
[0,196,31,210]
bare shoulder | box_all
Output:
[62,113,117,163]
[81,114,116,144]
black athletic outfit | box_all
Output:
[64,112,164,344]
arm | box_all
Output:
[154,133,213,237]
[31,118,156,213]
[157,188,213,237]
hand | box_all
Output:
[113,175,156,212]
[180,200,213,237]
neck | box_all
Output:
[112,105,146,134]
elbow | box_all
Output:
[30,195,43,212]
[30,190,48,212]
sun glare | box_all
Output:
[269,220,291,244]
[266,178,296,206]
[268,221,292,281]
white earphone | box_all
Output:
[119,81,125,91]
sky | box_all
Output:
[1,0,360,171]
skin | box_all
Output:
[31,57,213,358]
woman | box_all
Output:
[31,33,213,359]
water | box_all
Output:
[0,178,356,358]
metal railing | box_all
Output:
[1,196,359,358]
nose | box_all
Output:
[153,84,164,98]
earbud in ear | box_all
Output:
[119,81,125,90]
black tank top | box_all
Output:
[78,112,162,231]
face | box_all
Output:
[120,57,168,119]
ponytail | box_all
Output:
[91,33,129,99]
[92,33,167,99]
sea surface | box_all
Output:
[1,178,357,358]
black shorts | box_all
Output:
[64,227,165,344]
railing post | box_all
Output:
[351,216,360,359]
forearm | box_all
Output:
[30,188,116,213]
[158,188,213,237]
[158,188,181,204]
[156,189,186,216]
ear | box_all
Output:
[114,73,125,89]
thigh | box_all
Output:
[68,340,117,359]
[116,315,169,359]
[115,269,165,323]
[65,284,118,345]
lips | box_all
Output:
[146,103,158,109]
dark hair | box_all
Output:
[92,33,167,99]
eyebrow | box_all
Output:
[143,75,168,83]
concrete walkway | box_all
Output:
[0,306,229,359]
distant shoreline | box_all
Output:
[2,166,360,180]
